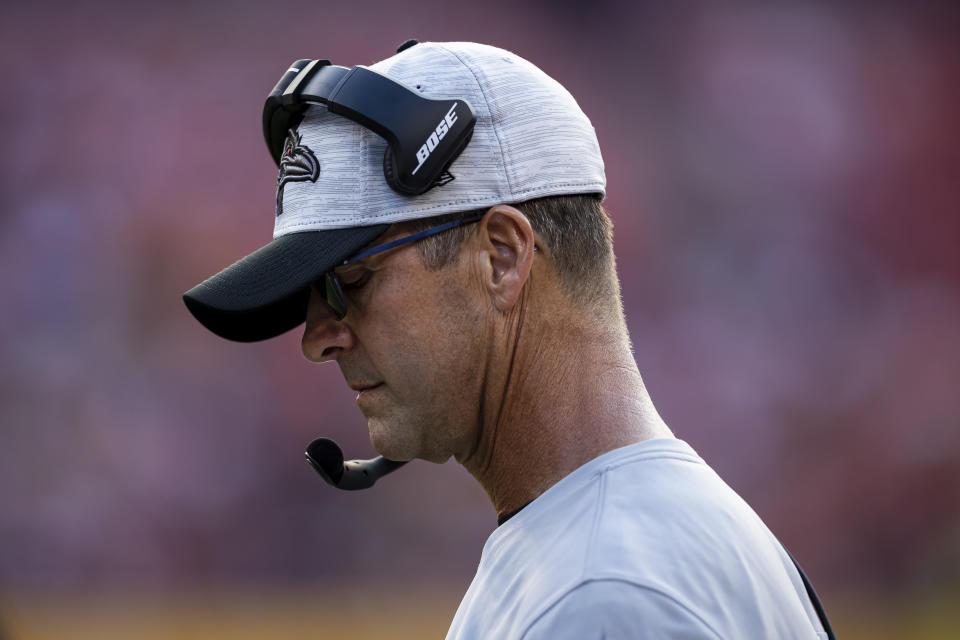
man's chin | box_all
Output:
[368,419,415,462]
[367,412,459,464]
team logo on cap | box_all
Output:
[276,129,320,216]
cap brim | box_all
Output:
[183,225,389,342]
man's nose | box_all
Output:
[302,286,356,362]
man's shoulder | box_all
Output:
[447,440,722,637]
[582,439,805,602]
[584,438,766,579]
[479,438,728,588]
[449,440,828,639]
[448,440,825,639]
[485,440,710,577]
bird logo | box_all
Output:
[276,128,320,216]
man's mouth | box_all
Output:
[349,382,382,392]
[352,382,384,408]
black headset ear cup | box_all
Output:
[382,145,401,193]
[383,145,426,196]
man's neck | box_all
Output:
[458,308,673,520]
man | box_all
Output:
[185,41,832,638]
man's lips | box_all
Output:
[349,383,382,392]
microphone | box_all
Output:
[305,437,408,490]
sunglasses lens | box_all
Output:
[324,273,347,319]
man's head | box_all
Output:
[299,194,624,463]
[183,41,617,461]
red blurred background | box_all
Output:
[1,1,958,637]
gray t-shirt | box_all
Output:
[446,438,828,639]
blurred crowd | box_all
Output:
[1,0,957,603]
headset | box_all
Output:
[262,49,476,196]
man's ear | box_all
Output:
[475,204,536,312]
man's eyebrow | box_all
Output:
[334,261,366,275]
[335,255,386,275]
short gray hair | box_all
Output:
[393,194,620,312]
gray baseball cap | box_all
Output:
[183,41,606,342]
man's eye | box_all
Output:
[339,271,371,290]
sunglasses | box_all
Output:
[319,214,484,319]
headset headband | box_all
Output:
[263,59,477,196]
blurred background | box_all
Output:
[1,0,958,637]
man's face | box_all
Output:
[302,231,487,464]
